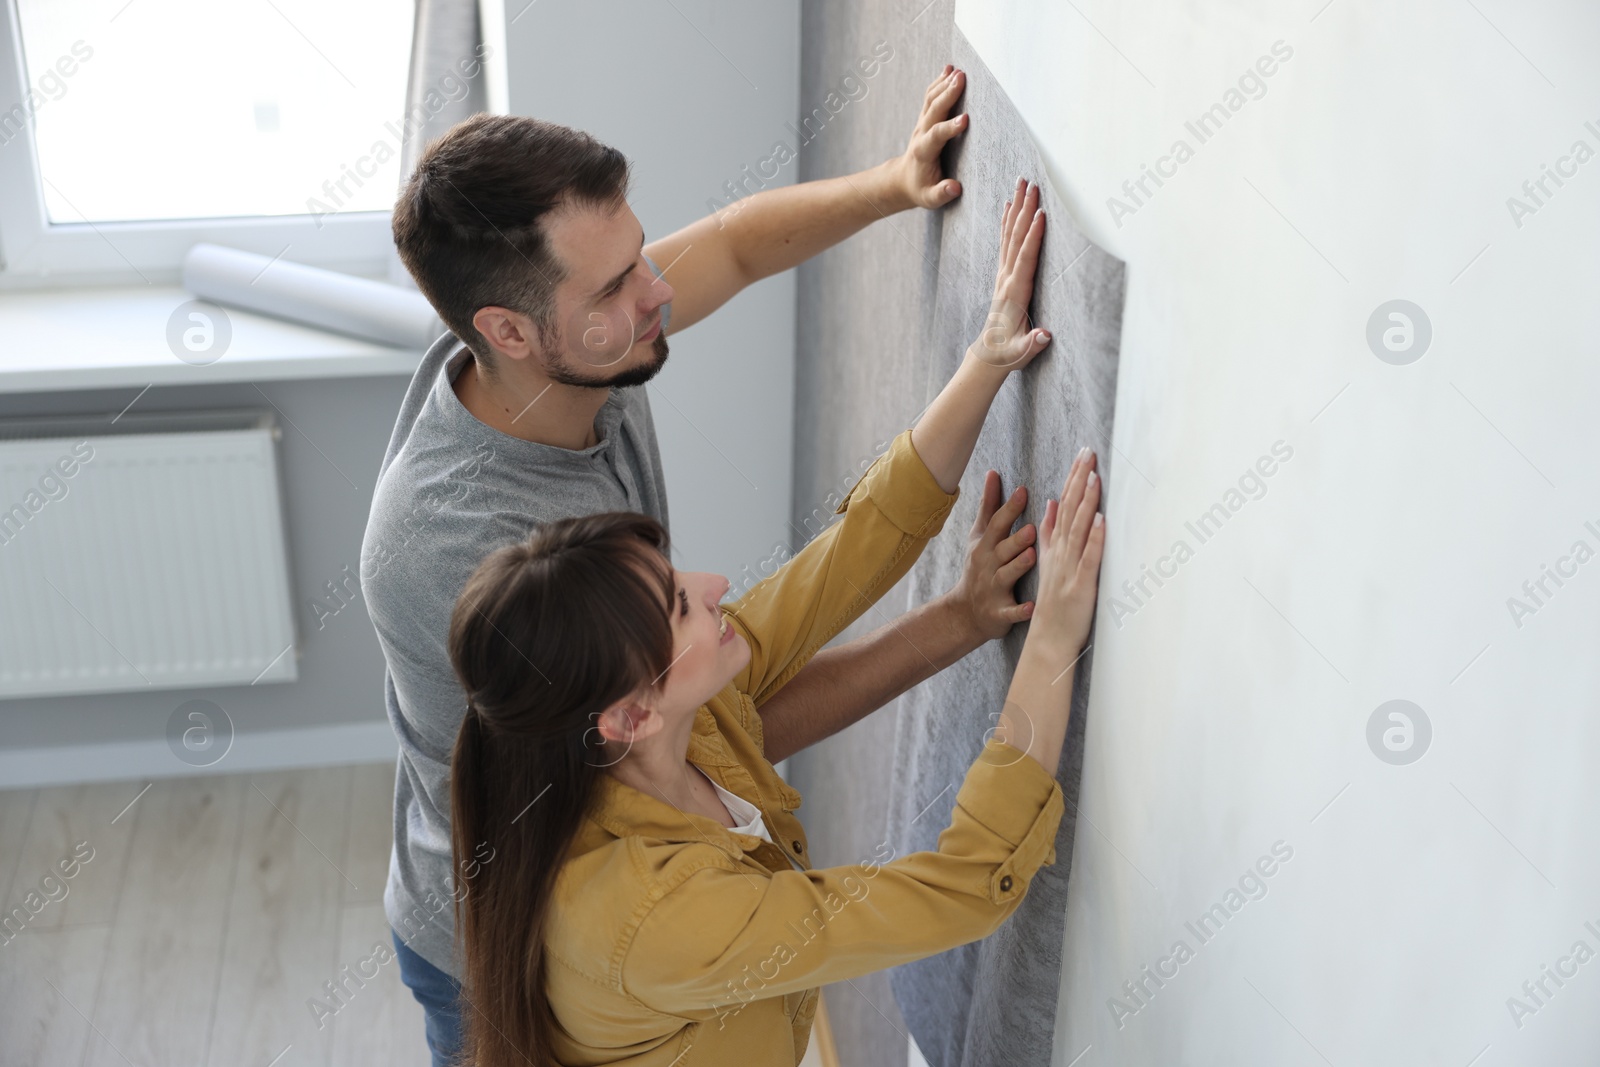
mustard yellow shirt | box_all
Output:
[545,428,1068,1065]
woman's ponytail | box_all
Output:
[446,511,680,1067]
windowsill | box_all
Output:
[0,283,429,394]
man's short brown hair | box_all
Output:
[392,114,631,373]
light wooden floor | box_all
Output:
[0,761,429,1067]
[0,761,843,1067]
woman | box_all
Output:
[446,179,1105,1066]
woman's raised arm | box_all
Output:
[726,178,1055,712]
[620,734,1063,1020]
[911,176,1053,491]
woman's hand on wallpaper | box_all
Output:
[889,64,969,211]
[968,177,1052,372]
[1028,448,1104,657]
[989,449,1101,778]
[942,469,1039,643]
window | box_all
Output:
[0,0,415,281]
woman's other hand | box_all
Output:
[1029,448,1105,656]
[944,469,1038,642]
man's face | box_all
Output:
[540,198,674,389]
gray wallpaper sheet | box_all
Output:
[791,10,1124,1067]
[882,27,1124,1067]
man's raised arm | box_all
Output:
[643,65,970,334]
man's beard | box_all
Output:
[543,330,670,389]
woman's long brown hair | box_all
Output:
[447,511,678,1067]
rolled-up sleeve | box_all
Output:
[727,428,958,707]
[621,739,1065,1019]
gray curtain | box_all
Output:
[387,0,488,288]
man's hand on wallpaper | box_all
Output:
[884,63,970,211]
[940,468,1038,642]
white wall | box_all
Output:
[494,0,799,578]
[953,1,1600,1062]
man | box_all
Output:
[364,64,989,1063]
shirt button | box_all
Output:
[792,840,803,854]
[999,875,1013,893]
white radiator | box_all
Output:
[0,412,297,699]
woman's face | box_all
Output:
[655,567,749,713]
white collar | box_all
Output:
[705,776,770,840]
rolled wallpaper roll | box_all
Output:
[181,243,446,350]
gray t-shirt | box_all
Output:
[362,282,671,975]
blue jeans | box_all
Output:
[392,929,463,1067]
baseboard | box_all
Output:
[0,719,398,788]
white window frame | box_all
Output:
[0,0,400,286]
